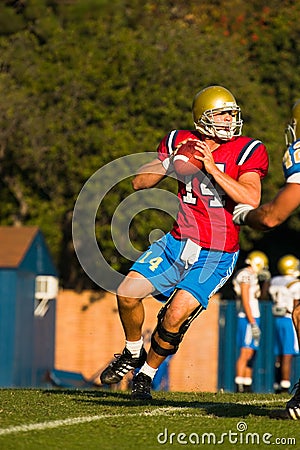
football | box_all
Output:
[173,140,203,176]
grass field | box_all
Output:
[0,388,299,449]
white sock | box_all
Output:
[243,377,252,386]
[235,376,252,386]
[235,376,245,385]
[125,338,143,358]
[280,380,291,389]
[139,362,157,380]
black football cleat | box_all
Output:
[100,347,147,385]
[131,372,152,400]
[286,379,300,420]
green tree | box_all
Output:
[0,0,299,288]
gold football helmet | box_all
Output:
[245,250,269,273]
[192,85,243,141]
[285,99,300,147]
[278,254,300,276]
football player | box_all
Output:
[100,85,269,400]
[233,99,300,419]
[233,251,269,393]
[269,255,300,394]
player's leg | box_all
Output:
[117,270,154,340]
[235,347,255,393]
[235,317,259,393]
[235,317,246,392]
[274,356,282,393]
[276,318,295,392]
[280,354,293,392]
[101,233,182,386]
[243,348,256,392]
[131,289,202,400]
[148,289,202,367]
[131,249,238,400]
[100,271,153,385]
[270,311,300,419]
[273,320,282,393]
[286,306,300,419]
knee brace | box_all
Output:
[151,291,204,357]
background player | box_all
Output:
[233,251,269,393]
[269,255,300,393]
[100,85,269,401]
[233,99,300,419]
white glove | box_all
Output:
[251,323,261,344]
[232,203,254,225]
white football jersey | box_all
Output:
[233,267,261,318]
[269,275,300,316]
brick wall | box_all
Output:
[55,290,220,392]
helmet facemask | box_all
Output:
[285,100,300,147]
[194,105,243,141]
[285,120,297,148]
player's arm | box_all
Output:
[294,299,300,310]
[194,141,262,206]
[206,163,261,206]
[213,171,261,207]
[245,183,300,230]
[132,158,167,190]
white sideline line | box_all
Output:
[0,400,287,437]
[0,407,185,436]
[237,398,287,405]
[0,415,110,436]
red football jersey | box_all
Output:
[157,130,269,252]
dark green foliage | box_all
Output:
[0,0,299,289]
